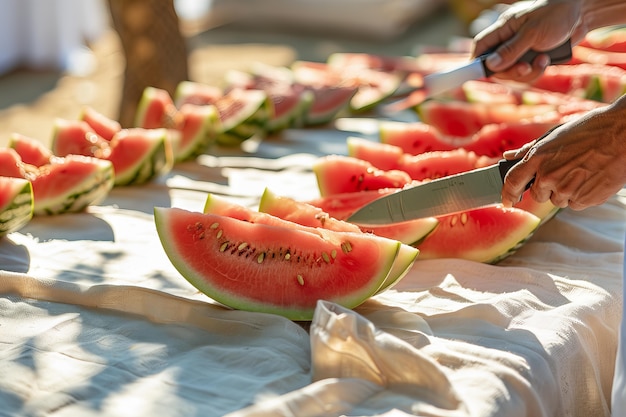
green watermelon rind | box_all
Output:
[34,158,115,216]
[154,206,400,320]
[215,90,272,146]
[265,89,314,133]
[0,178,33,236]
[375,243,418,294]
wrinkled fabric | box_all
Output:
[0,127,624,417]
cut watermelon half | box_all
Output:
[155,206,401,320]
[0,177,33,237]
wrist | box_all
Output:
[581,0,626,31]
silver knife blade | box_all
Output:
[421,58,486,98]
[346,162,508,225]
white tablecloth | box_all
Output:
[0,120,623,416]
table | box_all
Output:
[0,119,623,416]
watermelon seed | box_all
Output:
[284,252,291,260]
[296,274,304,286]
[257,252,265,263]
[331,249,337,259]
[238,242,248,251]
[210,222,219,229]
[216,229,223,239]
[321,252,330,263]
[219,242,229,252]
[450,216,458,227]
[341,241,353,254]
[460,212,468,225]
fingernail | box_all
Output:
[517,63,532,76]
[486,53,502,70]
[536,54,550,69]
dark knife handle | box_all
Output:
[481,39,572,77]
[496,124,563,191]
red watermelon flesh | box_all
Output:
[397,148,494,181]
[306,189,398,221]
[462,120,560,158]
[154,207,400,320]
[347,136,404,171]
[0,148,31,178]
[79,106,122,140]
[530,63,626,102]
[257,187,437,246]
[379,121,462,154]
[8,133,53,167]
[51,119,111,159]
[135,87,180,129]
[313,155,412,196]
[418,100,557,137]
[31,155,113,213]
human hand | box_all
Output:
[501,97,626,210]
[471,0,586,83]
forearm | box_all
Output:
[582,0,626,31]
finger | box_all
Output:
[502,140,537,160]
[501,159,539,207]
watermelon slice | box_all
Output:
[0,177,33,237]
[379,121,460,154]
[154,206,402,320]
[530,63,626,103]
[258,188,437,247]
[416,206,541,264]
[417,100,557,137]
[175,82,272,146]
[51,119,173,186]
[8,133,53,167]
[0,148,114,216]
[171,103,219,162]
[203,191,419,298]
[135,86,180,129]
[313,155,412,196]
[291,60,400,115]
[79,106,122,140]
[223,64,314,133]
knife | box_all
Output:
[383,39,572,112]
[346,126,560,225]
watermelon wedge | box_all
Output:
[313,155,412,196]
[416,206,541,264]
[258,187,437,247]
[154,207,402,320]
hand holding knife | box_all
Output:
[384,39,572,112]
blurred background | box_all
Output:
[0,0,510,145]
